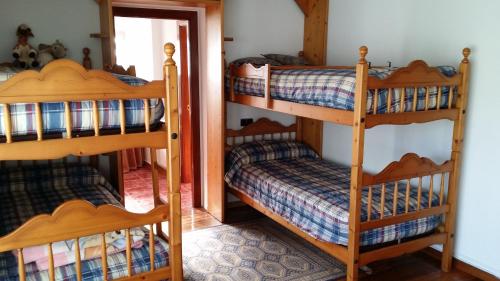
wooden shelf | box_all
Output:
[90,33,109,39]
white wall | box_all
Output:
[225,0,500,277]
[0,0,102,68]
[224,0,304,130]
[326,0,500,276]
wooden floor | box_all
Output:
[182,209,483,281]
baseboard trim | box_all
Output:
[423,248,499,281]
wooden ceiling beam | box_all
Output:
[295,0,310,16]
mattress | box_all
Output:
[0,70,164,139]
[227,66,457,112]
[225,141,442,247]
[0,164,169,281]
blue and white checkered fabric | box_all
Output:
[0,74,164,138]
[225,140,319,181]
[225,141,442,246]
[0,164,169,280]
[229,66,457,112]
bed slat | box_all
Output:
[149,226,155,271]
[126,228,133,276]
[144,99,150,133]
[448,87,454,109]
[405,180,411,213]
[75,237,82,281]
[392,181,399,216]
[92,100,100,136]
[400,88,405,112]
[48,243,55,281]
[35,102,43,141]
[428,175,434,208]
[425,87,430,110]
[2,104,12,143]
[380,183,386,219]
[101,233,108,281]
[439,173,446,206]
[412,87,418,112]
[373,89,379,114]
[367,186,373,221]
[387,88,392,113]
[119,99,126,134]
[64,101,72,139]
[417,177,422,210]
[437,87,442,110]
[17,249,26,281]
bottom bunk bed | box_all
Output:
[0,163,170,281]
[225,118,454,279]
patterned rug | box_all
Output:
[183,219,346,281]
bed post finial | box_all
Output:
[462,48,471,63]
[164,43,176,66]
[359,46,368,64]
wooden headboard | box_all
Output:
[225,118,300,151]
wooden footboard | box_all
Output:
[0,200,171,281]
[357,153,454,265]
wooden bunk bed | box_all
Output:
[225,47,471,281]
[0,43,183,280]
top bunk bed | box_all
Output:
[0,58,168,161]
[227,46,471,128]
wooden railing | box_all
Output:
[0,200,171,281]
[360,153,453,232]
[0,60,167,160]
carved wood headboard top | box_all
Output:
[225,118,298,150]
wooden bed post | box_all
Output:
[164,43,183,280]
[441,48,471,272]
[347,46,369,281]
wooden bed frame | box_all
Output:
[226,47,471,281]
[0,43,183,280]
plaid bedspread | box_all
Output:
[228,66,457,112]
[225,141,442,246]
[0,72,164,138]
[0,164,169,281]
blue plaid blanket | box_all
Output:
[0,164,169,281]
[225,141,442,246]
[0,73,164,138]
[228,66,457,112]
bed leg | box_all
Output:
[442,48,471,273]
[346,261,360,281]
[346,46,369,281]
[164,42,184,281]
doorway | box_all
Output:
[113,8,202,213]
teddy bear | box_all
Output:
[38,40,67,67]
[12,24,39,69]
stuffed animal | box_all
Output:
[12,24,39,69]
[38,40,67,67]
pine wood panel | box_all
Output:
[96,0,116,66]
[205,2,225,222]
